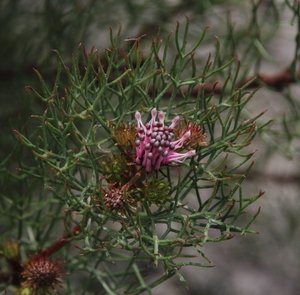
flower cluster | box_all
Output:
[134,108,196,172]
[101,172,141,211]
[21,255,64,294]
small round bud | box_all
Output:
[0,240,20,262]
[151,132,158,138]
[168,133,174,140]
[147,152,153,159]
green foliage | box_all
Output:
[3,0,300,294]
[11,20,263,294]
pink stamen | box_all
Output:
[169,116,180,129]
[172,131,191,149]
[158,111,165,125]
[135,111,146,131]
[150,108,158,125]
[166,150,196,163]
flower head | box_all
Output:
[21,255,64,294]
[103,184,128,210]
[134,108,196,172]
[102,173,140,211]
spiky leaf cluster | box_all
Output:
[14,21,264,294]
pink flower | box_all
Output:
[134,108,196,172]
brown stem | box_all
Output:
[243,70,296,90]
[248,170,300,183]
[39,226,80,257]
[2,52,298,99]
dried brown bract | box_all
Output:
[175,121,208,149]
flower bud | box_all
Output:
[142,179,171,204]
[0,239,20,262]
[101,154,131,184]
[21,255,64,294]
[111,122,136,147]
